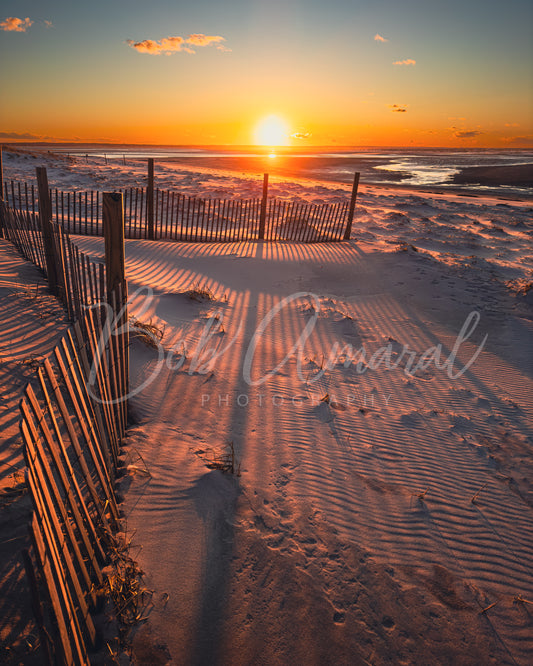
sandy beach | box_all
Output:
[1,148,532,664]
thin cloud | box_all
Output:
[186,34,225,47]
[389,104,407,113]
[505,135,533,145]
[127,37,184,54]
[455,130,483,138]
[127,33,228,55]
[0,17,33,32]
[291,131,312,139]
[393,59,416,66]
[44,20,53,29]
[374,34,388,42]
[0,131,49,140]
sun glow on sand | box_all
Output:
[254,115,290,146]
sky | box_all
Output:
[1,0,532,147]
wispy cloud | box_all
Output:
[44,20,53,29]
[504,122,520,128]
[389,104,407,113]
[374,33,388,43]
[0,17,33,32]
[455,130,483,138]
[393,59,416,66]
[127,33,228,55]
[0,131,48,140]
[291,131,312,139]
[186,34,225,47]
[506,135,533,145]
[126,37,184,54]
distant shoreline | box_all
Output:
[452,163,533,187]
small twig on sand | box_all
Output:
[471,482,488,504]
[480,600,499,614]
[514,595,533,606]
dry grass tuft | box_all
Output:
[129,317,165,349]
[194,441,241,475]
[97,529,153,646]
[105,549,150,627]
[182,281,217,302]
[125,447,152,478]
[20,354,42,371]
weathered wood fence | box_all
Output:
[2,167,359,242]
[1,182,131,662]
[21,308,126,664]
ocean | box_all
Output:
[27,145,533,197]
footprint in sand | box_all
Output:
[399,411,424,428]
[314,401,334,423]
[381,615,395,630]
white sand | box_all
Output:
[3,149,533,664]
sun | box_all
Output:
[254,115,290,146]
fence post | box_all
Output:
[147,158,154,240]
[0,146,4,238]
[36,167,59,294]
[103,192,128,402]
[343,172,360,240]
[258,173,268,240]
[103,192,126,308]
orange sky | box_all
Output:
[1,1,532,147]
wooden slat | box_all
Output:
[76,313,120,461]
[29,513,79,665]
[26,461,97,646]
[42,357,118,525]
[66,326,116,473]
[21,392,106,570]
[36,363,107,567]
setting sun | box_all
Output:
[253,115,290,146]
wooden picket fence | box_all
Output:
[1,197,130,663]
[20,309,125,664]
[1,202,128,456]
[2,172,358,242]
[0,206,46,271]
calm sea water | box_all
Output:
[50,145,533,196]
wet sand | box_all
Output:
[453,163,533,187]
